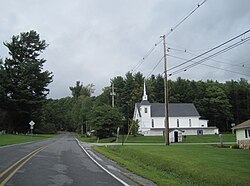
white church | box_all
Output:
[133,83,219,142]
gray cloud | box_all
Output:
[0,0,249,98]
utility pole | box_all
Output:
[161,35,170,145]
[110,82,116,107]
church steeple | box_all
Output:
[142,81,148,101]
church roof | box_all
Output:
[140,100,151,105]
[136,103,200,117]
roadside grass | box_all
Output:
[0,134,56,146]
[94,145,250,186]
[183,133,236,143]
[79,134,236,144]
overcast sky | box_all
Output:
[1,0,250,98]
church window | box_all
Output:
[189,119,191,127]
[152,119,154,128]
[145,108,147,113]
[177,119,179,127]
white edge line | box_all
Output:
[75,138,130,186]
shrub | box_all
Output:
[231,144,239,149]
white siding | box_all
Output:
[182,128,218,135]
[141,105,151,128]
[236,129,248,141]
[144,129,164,136]
[199,119,208,127]
[134,103,217,138]
[169,117,201,128]
[151,117,165,128]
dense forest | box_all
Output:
[26,73,250,136]
[0,31,249,137]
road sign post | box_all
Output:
[29,120,35,134]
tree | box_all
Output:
[129,119,139,136]
[112,76,125,108]
[89,105,122,138]
[70,81,95,98]
[94,87,111,106]
[1,30,53,132]
[195,85,232,131]
[71,95,93,132]
[224,79,250,124]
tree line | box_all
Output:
[1,30,249,137]
[39,72,250,136]
[97,73,250,132]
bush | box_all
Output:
[231,144,239,149]
[35,122,56,134]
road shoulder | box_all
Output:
[77,141,157,186]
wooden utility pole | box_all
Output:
[110,82,116,107]
[162,35,170,145]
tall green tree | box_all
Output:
[224,78,250,124]
[195,85,232,131]
[71,95,93,132]
[70,81,95,98]
[111,76,125,108]
[88,105,122,138]
[1,30,53,132]
[94,87,111,106]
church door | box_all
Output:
[174,131,178,142]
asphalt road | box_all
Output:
[0,133,130,186]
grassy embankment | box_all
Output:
[79,134,236,143]
[94,145,250,186]
[0,134,56,146]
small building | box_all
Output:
[133,82,219,142]
[232,119,250,149]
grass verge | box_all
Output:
[94,145,250,186]
[79,134,236,144]
[0,134,56,146]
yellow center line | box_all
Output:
[0,146,44,178]
[0,143,52,186]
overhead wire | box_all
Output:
[130,39,163,73]
[168,47,250,69]
[165,0,207,37]
[173,36,250,73]
[168,29,250,72]
[167,54,250,77]
[169,35,250,76]
[131,0,207,75]
[146,56,165,79]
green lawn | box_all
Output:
[0,134,56,146]
[79,134,236,144]
[94,145,250,186]
[183,133,236,143]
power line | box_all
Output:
[146,56,164,78]
[166,0,207,37]
[167,54,250,77]
[131,39,163,73]
[170,36,250,75]
[167,47,250,69]
[169,35,250,76]
[168,29,250,72]
[131,0,207,74]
